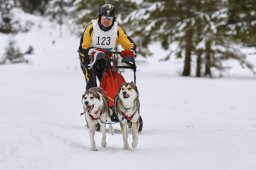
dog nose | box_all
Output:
[84,101,89,105]
[123,91,127,95]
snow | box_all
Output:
[1,13,256,170]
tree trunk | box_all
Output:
[196,50,202,77]
[196,1,202,77]
[182,28,193,76]
[59,23,62,38]
[205,41,212,77]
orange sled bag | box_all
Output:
[100,69,125,107]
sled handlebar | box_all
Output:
[89,48,137,84]
[89,48,136,68]
[90,47,132,57]
[107,51,121,55]
[108,52,136,71]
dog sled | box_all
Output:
[89,49,143,133]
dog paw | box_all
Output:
[124,145,130,150]
[91,147,98,151]
[132,142,138,148]
[101,141,107,148]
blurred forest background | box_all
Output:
[0,0,256,77]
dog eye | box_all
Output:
[90,97,94,99]
[121,88,125,90]
[128,87,132,90]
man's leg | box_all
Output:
[85,68,97,90]
[79,55,97,90]
[95,59,106,82]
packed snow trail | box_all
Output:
[1,63,256,170]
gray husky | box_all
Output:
[114,82,140,150]
[82,87,114,151]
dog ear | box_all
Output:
[114,93,121,114]
[120,83,125,90]
[134,98,140,114]
[101,96,108,113]
[116,83,124,97]
[114,86,122,103]
[96,91,101,100]
[114,93,118,108]
[129,81,139,96]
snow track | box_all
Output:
[1,64,256,170]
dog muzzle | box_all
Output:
[84,104,94,113]
[123,92,130,98]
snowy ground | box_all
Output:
[1,14,256,170]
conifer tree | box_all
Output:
[124,0,255,77]
[227,0,256,47]
[18,0,50,15]
[47,0,73,37]
[75,0,137,32]
[0,0,14,33]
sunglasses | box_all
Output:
[101,15,114,21]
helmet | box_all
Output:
[98,4,116,31]
[99,4,116,18]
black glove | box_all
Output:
[88,48,106,69]
[122,56,135,64]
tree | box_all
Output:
[18,0,50,15]
[75,0,137,34]
[0,0,14,33]
[47,0,74,37]
[227,0,256,47]
[0,40,32,65]
[124,0,255,77]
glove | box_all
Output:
[122,56,135,64]
[120,49,136,58]
[87,48,106,69]
[88,48,106,61]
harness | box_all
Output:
[81,99,103,121]
[88,111,101,120]
[120,106,137,122]
[100,116,125,124]
[82,110,102,121]
[80,100,137,124]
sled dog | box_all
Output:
[114,82,140,150]
[82,87,114,151]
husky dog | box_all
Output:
[82,87,114,151]
[114,82,140,150]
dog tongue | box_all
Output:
[124,93,130,98]
[85,105,93,113]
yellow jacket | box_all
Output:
[78,22,136,57]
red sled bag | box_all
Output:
[100,69,125,107]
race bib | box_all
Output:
[91,20,117,50]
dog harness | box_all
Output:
[121,112,134,121]
[81,110,103,121]
[120,107,138,122]
[88,112,99,120]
